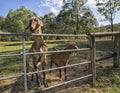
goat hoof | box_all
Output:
[44,82,49,88]
[65,77,67,81]
[37,83,41,87]
[59,78,62,81]
[43,80,48,87]
[30,78,33,81]
[27,78,29,82]
[49,71,52,73]
[36,80,41,87]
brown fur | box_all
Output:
[26,17,48,87]
[50,44,78,80]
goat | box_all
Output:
[50,44,78,80]
[26,17,48,87]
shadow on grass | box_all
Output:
[0,76,42,93]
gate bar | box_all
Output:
[0,32,87,37]
[0,49,90,57]
[22,34,28,92]
[0,73,24,81]
[89,32,120,37]
[25,48,90,55]
[27,61,91,75]
[0,61,91,81]
[42,74,92,91]
[96,52,116,62]
[0,53,21,57]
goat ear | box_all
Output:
[34,17,38,21]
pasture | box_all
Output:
[0,37,120,93]
[0,39,89,92]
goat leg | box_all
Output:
[64,68,67,81]
[36,72,41,87]
[42,67,48,87]
[30,73,34,81]
[49,61,53,73]
[34,68,41,87]
[59,69,62,81]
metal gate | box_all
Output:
[2,32,114,93]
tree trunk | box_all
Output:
[110,13,114,40]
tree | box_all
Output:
[56,8,73,34]
[0,16,5,31]
[56,0,98,34]
[4,6,36,33]
[95,0,120,32]
[43,12,56,34]
[80,8,98,33]
[1,6,37,40]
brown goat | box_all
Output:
[50,44,78,80]
[26,17,48,87]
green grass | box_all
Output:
[59,68,120,93]
[0,40,114,76]
[96,40,114,51]
[0,41,32,76]
[0,41,76,76]
[0,39,119,93]
[95,68,120,93]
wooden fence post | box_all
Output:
[89,35,96,87]
[113,35,120,68]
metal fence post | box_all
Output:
[22,33,28,92]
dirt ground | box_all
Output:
[0,51,114,93]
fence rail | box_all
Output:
[27,61,91,75]
[42,74,92,91]
[0,32,87,37]
[0,32,91,93]
[0,32,120,93]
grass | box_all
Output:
[0,41,31,76]
[95,68,120,93]
[0,40,115,76]
[0,39,119,93]
[59,68,120,93]
[0,40,82,76]
[96,40,114,51]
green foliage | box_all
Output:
[0,6,37,41]
[1,2,117,41]
[41,0,98,36]
[5,6,36,33]
[54,0,98,34]
[96,0,120,21]
[42,12,56,34]
[0,16,5,31]
[113,23,120,31]
[95,0,120,32]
